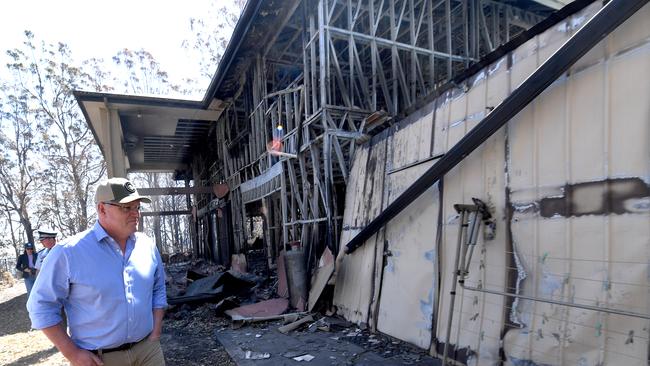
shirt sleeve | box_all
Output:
[34,251,44,270]
[152,246,168,309]
[26,245,69,329]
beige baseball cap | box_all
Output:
[95,178,151,204]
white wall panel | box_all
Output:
[334,140,387,324]
[335,3,650,365]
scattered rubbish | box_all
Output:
[245,350,271,360]
[225,298,289,319]
[282,313,301,324]
[276,251,289,298]
[214,296,240,315]
[307,317,332,332]
[308,247,335,311]
[228,311,307,329]
[285,250,308,310]
[231,253,248,274]
[278,314,314,334]
[292,354,315,362]
[168,270,256,305]
[282,350,308,358]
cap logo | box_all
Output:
[124,182,136,193]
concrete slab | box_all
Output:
[215,321,441,366]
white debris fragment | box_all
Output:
[293,354,315,362]
[245,350,271,360]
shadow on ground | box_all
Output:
[4,347,59,366]
[0,293,30,337]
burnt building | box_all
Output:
[76,1,650,364]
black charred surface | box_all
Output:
[539,178,650,218]
[501,184,523,361]
[431,339,475,365]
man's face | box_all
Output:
[98,200,142,239]
[39,237,56,249]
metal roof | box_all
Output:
[73,91,223,175]
[75,0,573,177]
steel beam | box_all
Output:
[138,186,214,195]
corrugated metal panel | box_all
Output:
[335,2,650,365]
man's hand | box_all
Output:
[148,331,161,341]
[67,348,104,366]
[41,324,104,366]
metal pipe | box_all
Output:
[442,210,467,366]
[344,0,649,255]
[460,284,650,321]
[462,211,482,275]
[324,25,470,61]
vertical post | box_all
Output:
[409,0,416,101]
[428,0,435,86]
[369,0,377,110]
[323,131,332,251]
[348,0,354,108]
[442,210,467,366]
[463,0,469,68]
[445,0,452,78]
[302,1,312,117]
[280,161,289,250]
[390,0,398,111]
[310,11,319,113]
[318,0,328,111]
[185,178,197,256]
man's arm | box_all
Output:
[149,308,165,341]
[41,324,103,366]
[149,245,167,341]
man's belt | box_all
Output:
[90,337,146,355]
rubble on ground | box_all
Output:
[164,253,440,365]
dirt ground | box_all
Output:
[0,273,235,366]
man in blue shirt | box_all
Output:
[27,177,168,366]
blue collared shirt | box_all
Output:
[27,222,167,350]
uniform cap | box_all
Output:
[37,228,58,239]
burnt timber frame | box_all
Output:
[196,0,553,267]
